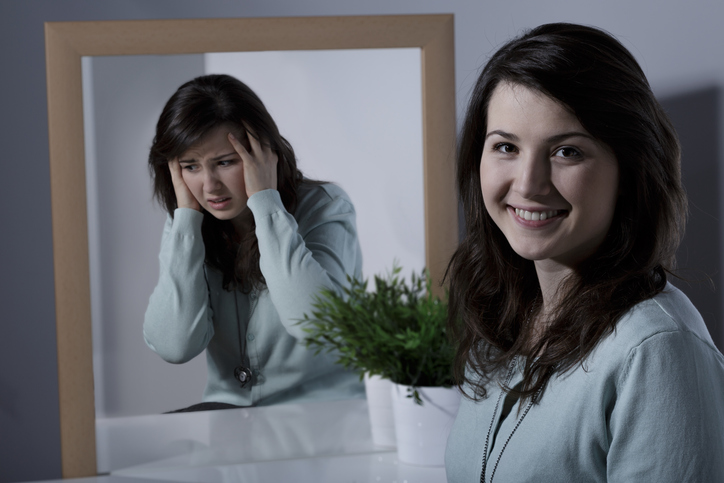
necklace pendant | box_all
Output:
[234,365,253,388]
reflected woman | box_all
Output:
[445,23,724,481]
[144,74,364,409]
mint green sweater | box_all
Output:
[446,284,724,482]
[143,183,364,406]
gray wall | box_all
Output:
[2,0,724,481]
[84,54,208,419]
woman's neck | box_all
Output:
[231,207,253,238]
[534,259,575,314]
[525,259,576,349]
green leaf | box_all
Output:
[297,263,456,394]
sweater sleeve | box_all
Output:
[247,187,361,340]
[143,208,215,363]
[607,330,724,482]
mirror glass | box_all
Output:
[81,49,425,427]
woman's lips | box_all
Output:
[208,197,231,209]
[514,207,563,221]
[509,206,567,226]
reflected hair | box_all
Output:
[149,74,305,292]
[446,23,686,403]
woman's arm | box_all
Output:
[249,185,362,340]
[227,128,361,340]
[142,209,215,363]
[607,330,724,481]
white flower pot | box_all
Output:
[364,373,397,447]
[390,383,461,466]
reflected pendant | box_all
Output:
[234,365,253,388]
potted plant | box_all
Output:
[300,265,460,465]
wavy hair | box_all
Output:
[149,74,305,292]
[446,23,687,403]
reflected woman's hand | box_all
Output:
[168,158,201,211]
[228,129,278,198]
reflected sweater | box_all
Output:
[143,182,365,406]
[445,284,724,482]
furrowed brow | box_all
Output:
[210,152,239,161]
[178,152,238,164]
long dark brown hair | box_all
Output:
[149,74,304,292]
[446,23,687,403]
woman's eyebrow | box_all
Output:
[484,130,595,143]
[210,152,238,161]
[178,152,238,164]
[545,131,595,143]
[485,130,519,141]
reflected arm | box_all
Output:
[143,209,214,363]
[249,183,363,340]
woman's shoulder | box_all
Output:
[600,282,722,364]
[296,180,356,216]
[624,283,715,343]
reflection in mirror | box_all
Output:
[82,49,424,429]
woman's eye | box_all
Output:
[182,165,198,172]
[553,146,582,158]
[493,142,518,154]
[218,158,239,167]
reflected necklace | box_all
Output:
[480,357,544,483]
[232,289,253,388]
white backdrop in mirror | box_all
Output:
[83,49,423,422]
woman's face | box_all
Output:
[479,82,619,269]
[179,124,250,223]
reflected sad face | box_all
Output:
[480,83,619,269]
[179,124,250,224]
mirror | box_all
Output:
[84,48,424,417]
[46,15,456,478]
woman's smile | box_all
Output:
[480,82,619,269]
[510,206,566,224]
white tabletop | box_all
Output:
[27,399,448,483]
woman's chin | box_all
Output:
[204,205,248,221]
[509,245,550,262]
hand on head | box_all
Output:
[227,126,278,198]
[168,158,201,212]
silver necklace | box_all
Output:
[480,357,543,483]
[232,290,253,387]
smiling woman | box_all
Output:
[480,82,619,273]
[445,22,724,482]
[143,74,365,408]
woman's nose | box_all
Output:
[513,152,551,198]
[203,169,222,190]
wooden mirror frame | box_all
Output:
[45,14,456,478]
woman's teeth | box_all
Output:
[515,208,560,221]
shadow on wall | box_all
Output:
[661,86,723,351]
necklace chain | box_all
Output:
[233,289,253,388]
[479,357,544,483]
